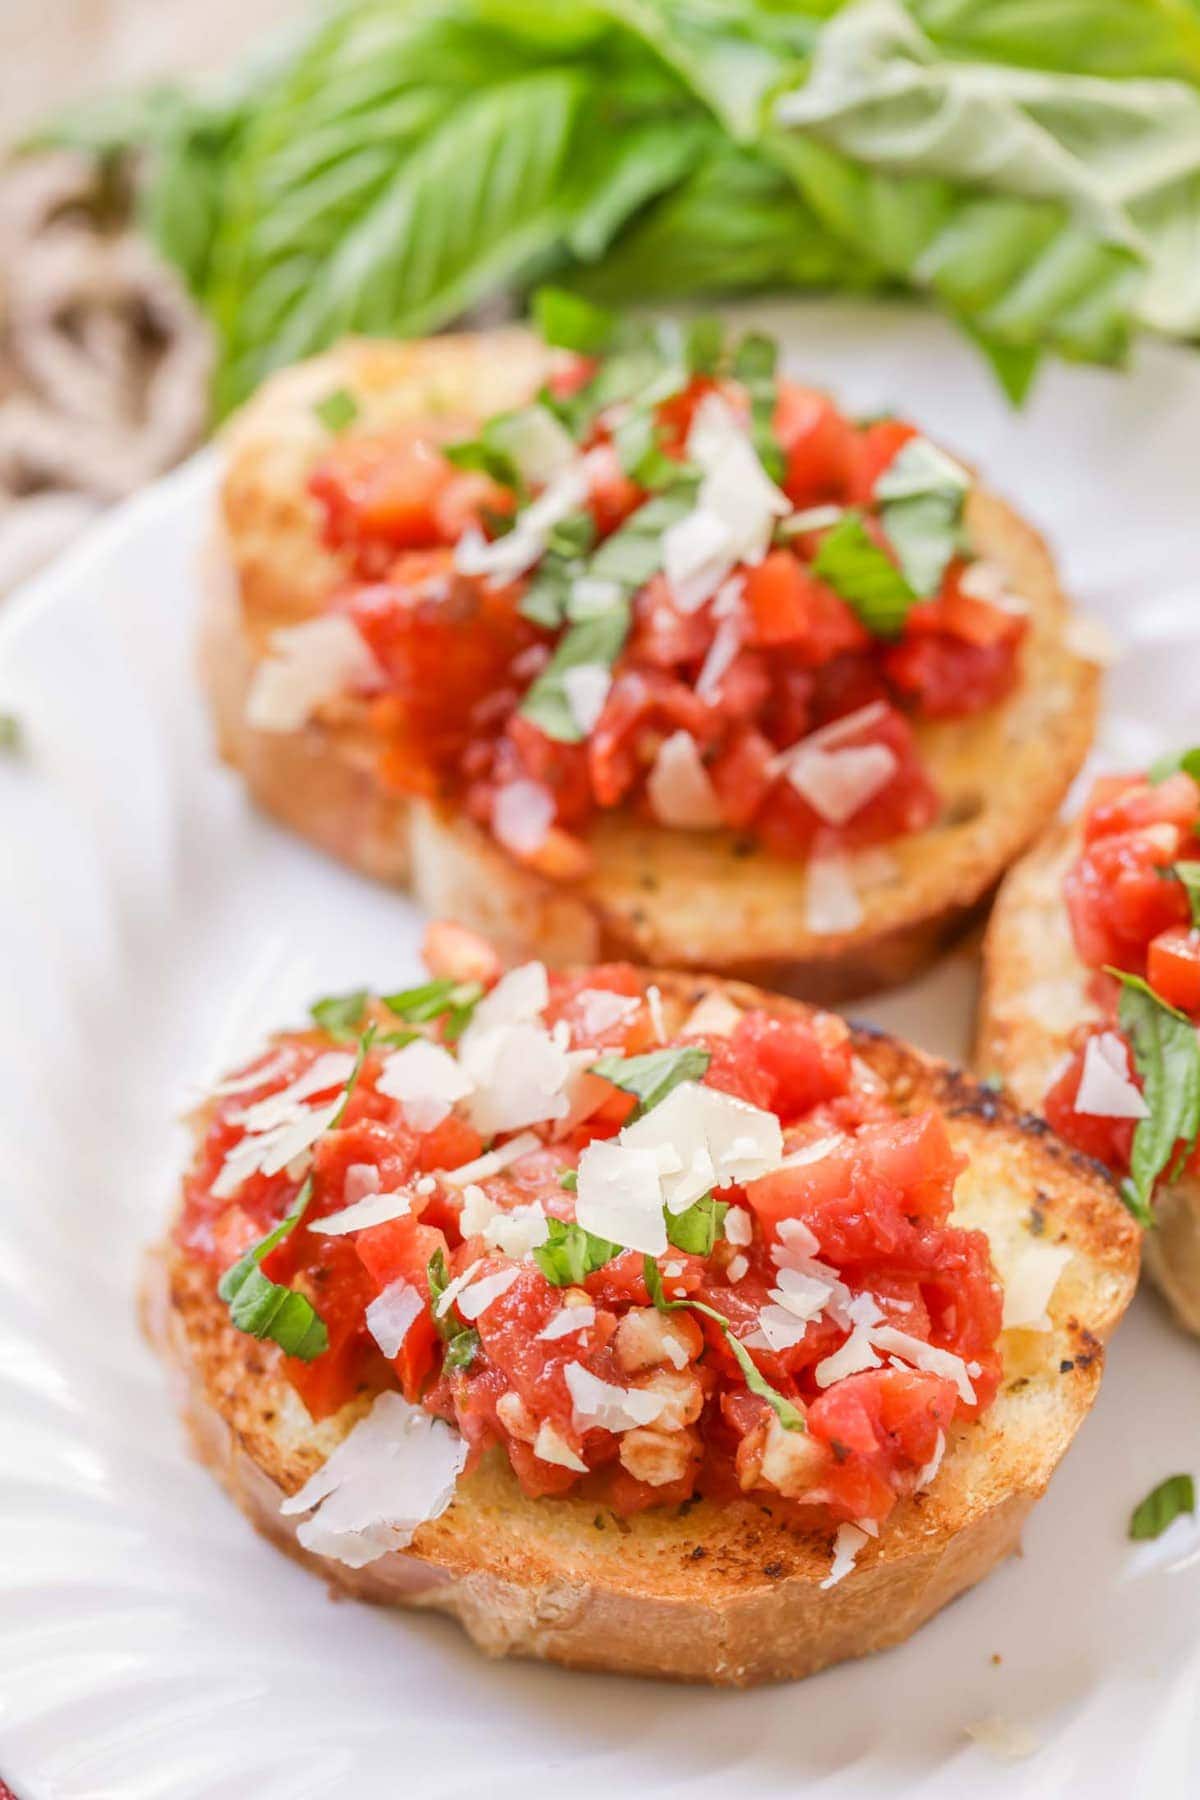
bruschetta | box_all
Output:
[978,751,1200,1334]
[203,297,1101,1001]
[146,923,1138,1685]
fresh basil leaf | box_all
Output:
[534,1216,619,1286]
[310,987,369,1039]
[590,1046,711,1119]
[685,315,725,375]
[732,328,785,483]
[612,409,678,490]
[382,977,483,1042]
[1113,971,1200,1220]
[873,436,970,597]
[558,1169,579,1191]
[641,1265,806,1434]
[427,1247,481,1368]
[443,433,522,494]
[588,481,699,588]
[1129,1472,1196,1540]
[666,1193,728,1256]
[533,285,617,354]
[0,711,23,755]
[313,387,359,433]
[811,510,915,636]
[519,606,631,744]
[1149,746,1200,785]
[1173,862,1200,929]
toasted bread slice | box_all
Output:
[204,332,1101,1002]
[147,971,1138,1686]
[978,822,1200,1334]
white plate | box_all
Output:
[2,300,1198,1800]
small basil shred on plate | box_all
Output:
[31,0,1200,415]
[1129,1474,1196,1541]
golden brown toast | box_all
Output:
[979,821,1200,1335]
[148,972,1138,1685]
[204,332,1102,1002]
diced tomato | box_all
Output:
[742,551,866,662]
[1045,1042,1138,1174]
[884,632,1020,718]
[628,574,712,668]
[311,435,458,569]
[1147,925,1200,1015]
[809,1367,957,1521]
[773,382,858,507]
[707,726,777,830]
[416,1114,485,1174]
[845,418,918,503]
[585,441,643,537]
[422,920,503,987]
[655,376,724,456]
[432,470,514,542]
[854,1111,965,1221]
[1083,771,1200,846]
[722,1009,853,1120]
[355,1217,448,1400]
[1064,825,1189,971]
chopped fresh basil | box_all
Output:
[379,1028,420,1049]
[588,481,698,588]
[310,987,370,1040]
[518,511,597,630]
[519,605,631,743]
[533,286,617,355]
[613,408,678,490]
[1112,971,1200,1224]
[812,509,914,636]
[589,1045,711,1119]
[873,436,970,598]
[427,1248,481,1369]
[443,431,522,495]
[685,315,725,376]
[0,711,23,754]
[642,1260,805,1433]
[534,1217,619,1286]
[1129,1472,1196,1540]
[382,976,483,1043]
[558,1169,579,1191]
[1148,746,1200,785]
[732,329,784,483]
[666,1192,728,1256]
[313,387,358,433]
[218,1026,376,1359]
[1173,861,1200,929]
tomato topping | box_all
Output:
[301,359,1022,869]
[1148,925,1200,1014]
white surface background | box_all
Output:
[1,298,1198,1798]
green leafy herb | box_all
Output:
[1129,1472,1196,1540]
[534,1216,619,1286]
[612,409,678,490]
[589,1046,711,1120]
[0,711,23,754]
[873,436,970,597]
[313,387,359,433]
[1172,862,1200,929]
[558,1169,579,1191]
[310,987,369,1040]
[684,315,725,375]
[1112,971,1200,1223]
[444,432,522,495]
[218,1025,376,1359]
[587,482,699,589]
[642,1258,805,1433]
[519,606,630,744]
[811,510,914,636]
[1149,746,1200,785]
[533,286,617,355]
[665,1192,728,1256]
[732,329,784,483]
[427,1247,481,1369]
[382,976,483,1043]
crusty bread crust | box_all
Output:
[148,972,1138,1685]
[978,822,1200,1336]
[204,332,1101,1001]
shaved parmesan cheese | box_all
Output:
[574,989,640,1040]
[727,1254,749,1283]
[538,1303,596,1341]
[964,1717,1039,1761]
[232,1052,356,1132]
[659,395,790,611]
[646,983,666,1044]
[440,1131,541,1187]
[344,1163,381,1205]
[957,560,1029,618]
[454,459,589,583]
[210,1049,293,1097]
[564,1363,667,1434]
[246,615,382,733]
[621,1081,783,1213]
[814,1327,882,1387]
[534,1420,588,1472]
[213,1095,342,1199]
[575,1139,668,1255]
[775,1217,822,1258]
[365,1279,423,1358]
[1064,615,1120,667]
[695,613,742,701]
[662,508,737,613]
[771,1265,834,1322]
[680,992,743,1039]
[724,1204,753,1247]
[754,1304,814,1352]
[315,1188,413,1235]
[820,1522,869,1590]
[785,741,898,826]
[460,961,547,1046]
[494,405,577,487]
[377,1039,474,1132]
[779,1133,845,1170]
[493,781,554,860]
[485,1202,549,1261]
[646,730,723,830]
[915,1428,946,1490]
[281,1391,466,1569]
[562,661,612,735]
[455,1265,520,1322]
[871,1326,977,1404]
[569,576,623,618]
[462,1021,570,1134]
[433,1259,482,1320]
[1001,1240,1071,1332]
[805,847,863,935]
[1074,1031,1149,1120]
